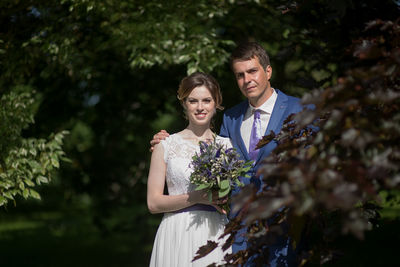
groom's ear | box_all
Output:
[265,65,272,81]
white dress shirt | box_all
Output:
[240,89,278,152]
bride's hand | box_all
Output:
[149,130,170,152]
[189,190,228,214]
[211,194,228,215]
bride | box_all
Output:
[147,72,232,266]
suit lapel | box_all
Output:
[265,90,288,136]
[235,101,250,161]
[256,90,288,163]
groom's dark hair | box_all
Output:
[230,42,270,70]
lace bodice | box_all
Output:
[161,134,232,196]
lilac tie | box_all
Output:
[249,109,262,162]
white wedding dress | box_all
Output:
[149,134,232,267]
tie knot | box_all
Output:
[253,109,261,119]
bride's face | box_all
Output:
[184,85,216,126]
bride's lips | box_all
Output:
[195,113,207,118]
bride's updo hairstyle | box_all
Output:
[177,72,224,112]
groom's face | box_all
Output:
[232,56,272,107]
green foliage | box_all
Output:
[0,88,35,155]
[0,0,246,233]
[107,0,235,74]
[2,0,400,265]
[0,89,68,206]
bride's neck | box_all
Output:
[184,124,213,139]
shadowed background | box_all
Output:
[1,0,399,266]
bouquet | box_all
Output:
[189,137,253,213]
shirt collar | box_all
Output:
[248,88,277,115]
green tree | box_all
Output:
[0,87,68,206]
[2,0,399,266]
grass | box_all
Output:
[0,206,157,267]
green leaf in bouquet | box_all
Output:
[220,179,230,190]
[195,183,211,191]
[208,191,213,203]
[218,180,231,198]
[219,186,230,198]
[243,164,252,171]
[234,178,244,187]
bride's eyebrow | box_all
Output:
[187,97,212,101]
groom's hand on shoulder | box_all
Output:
[149,130,170,152]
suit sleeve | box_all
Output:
[219,113,229,138]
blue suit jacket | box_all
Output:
[219,89,303,266]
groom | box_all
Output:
[220,42,302,266]
[151,42,303,266]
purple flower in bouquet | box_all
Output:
[189,137,253,213]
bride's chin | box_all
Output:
[189,119,212,127]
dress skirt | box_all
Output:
[149,210,231,267]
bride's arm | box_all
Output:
[147,143,209,214]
